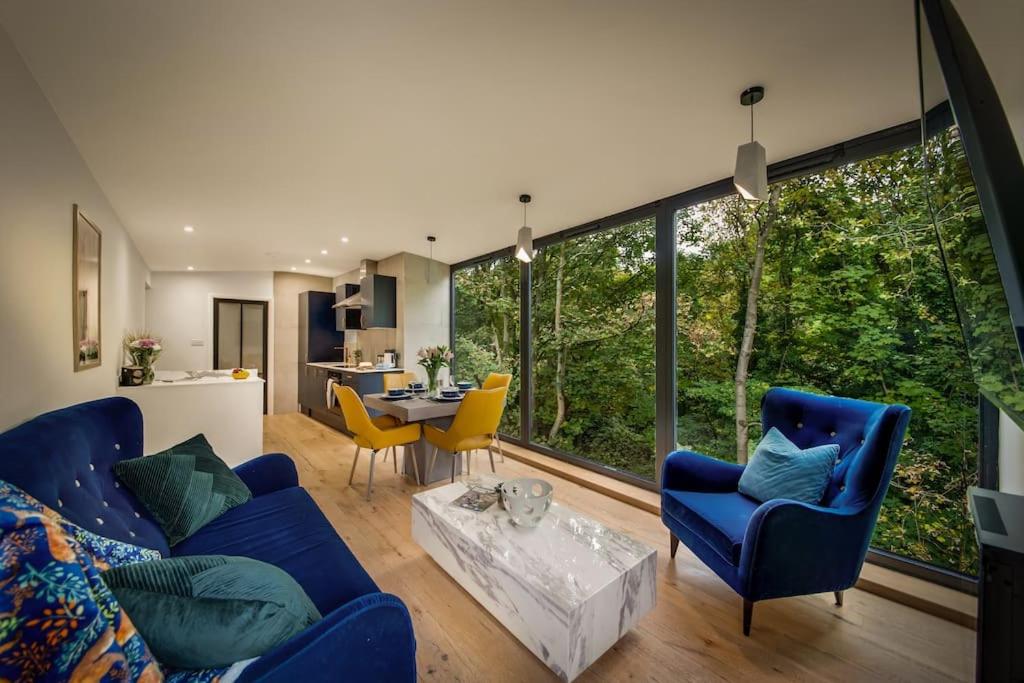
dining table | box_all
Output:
[362,392,466,485]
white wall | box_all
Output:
[0,26,149,432]
[146,271,275,411]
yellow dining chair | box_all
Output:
[334,385,421,500]
[382,371,418,392]
[481,373,512,462]
[425,387,507,483]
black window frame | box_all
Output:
[450,110,996,594]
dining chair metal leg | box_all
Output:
[450,452,457,483]
[382,448,388,463]
[487,445,496,473]
[466,450,471,475]
[348,446,361,486]
[366,450,377,501]
[428,445,439,481]
[392,445,398,473]
[495,435,506,462]
[408,445,421,485]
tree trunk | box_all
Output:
[549,243,567,442]
[735,187,781,463]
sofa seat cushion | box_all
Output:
[662,490,760,566]
[170,486,378,614]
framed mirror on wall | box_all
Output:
[72,204,102,371]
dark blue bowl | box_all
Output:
[387,388,407,397]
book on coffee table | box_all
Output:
[452,488,499,512]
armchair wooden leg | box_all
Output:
[366,450,377,502]
[348,446,361,486]
[669,533,679,559]
[834,590,844,607]
[742,599,753,636]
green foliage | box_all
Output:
[454,127,1023,576]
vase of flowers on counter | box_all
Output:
[417,345,452,396]
[123,332,162,385]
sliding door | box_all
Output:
[213,298,268,413]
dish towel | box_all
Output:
[326,377,338,409]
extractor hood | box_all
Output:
[332,259,397,328]
[333,260,375,308]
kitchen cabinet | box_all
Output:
[305,367,403,434]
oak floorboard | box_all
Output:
[264,413,974,682]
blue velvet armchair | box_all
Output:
[661,388,911,635]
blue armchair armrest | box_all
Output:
[662,449,745,493]
[739,499,871,601]
[237,592,416,682]
[233,453,299,497]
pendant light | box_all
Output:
[515,194,535,263]
[426,235,436,283]
[734,86,768,202]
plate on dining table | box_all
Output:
[382,392,413,401]
[434,394,464,402]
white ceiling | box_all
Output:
[0,0,921,276]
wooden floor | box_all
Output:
[264,413,975,682]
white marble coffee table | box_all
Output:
[411,480,657,681]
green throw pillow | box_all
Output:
[113,434,252,546]
[102,555,321,669]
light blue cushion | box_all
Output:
[738,428,838,504]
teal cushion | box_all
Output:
[102,555,321,669]
[113,434,252,546]
[738,428,839,504]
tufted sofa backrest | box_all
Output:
[760,388,911,512]
[0,397,169,554]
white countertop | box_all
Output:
[119,369,264,388]
[306,362,404,374]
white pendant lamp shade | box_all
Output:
[734,140,768,202]
[516,194,535,262]
[516,225,534,263]
[734,86,768,202]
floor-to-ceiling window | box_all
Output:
[674,136,980,575]
[530,217,657,481]
[452,256,521,436]
[449,117,1018,582]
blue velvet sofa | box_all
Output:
[0,397,417,680]
[662,388,911,635]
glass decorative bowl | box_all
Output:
[500,478,553,527]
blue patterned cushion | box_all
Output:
[0,496,161,681]
[0,480,161,571]
[738,428,839,504]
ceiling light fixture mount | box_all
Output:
[734,85,768,202]
[515,194,534,263]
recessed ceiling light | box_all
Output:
[305,258,312,263]
[340,237,349,243]
[320,249,328,255]
[186,266,195,271]
[290,266,297,271]
[184,225,194,233]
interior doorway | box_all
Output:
[213,298,268,413]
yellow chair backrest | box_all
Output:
[383,371,418,391]
[334,384,379,441]
[482,373,512,391]
[446,387,507,444]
